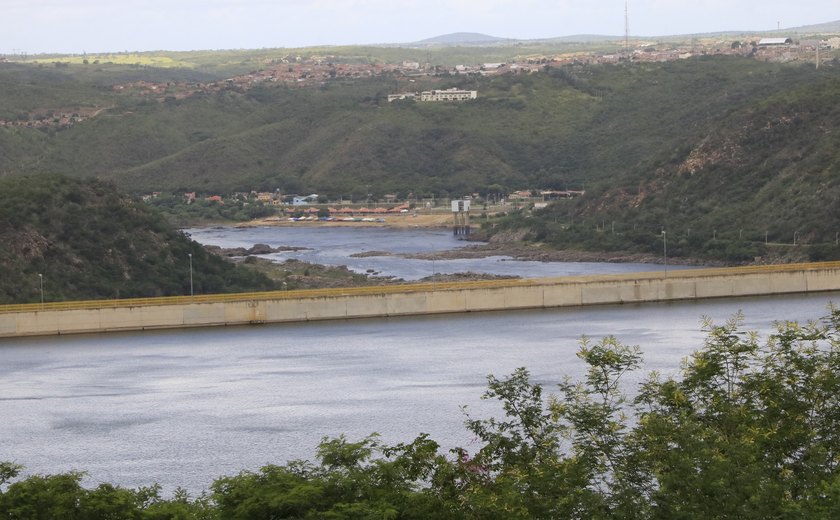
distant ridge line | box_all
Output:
[403,19,840,47]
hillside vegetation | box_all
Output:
[483,59,840,262]
[1,56,839,261]
[0,175,276,304]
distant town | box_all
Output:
[106,35,840,105]
[143,188,586,219]
[1,35,837,131]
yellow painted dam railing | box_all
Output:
[2,261,840,315]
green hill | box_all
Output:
[1,56,839,262]
[0,174,276,304]
[481,59,840,262]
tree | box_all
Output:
[437,308,840,518]
[211,434,455,519]
[454,337,644,518]
[632,310,840,518]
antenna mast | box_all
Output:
[624,1,630,55]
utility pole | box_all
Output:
[188,253,194,296]
[624,2,630,56]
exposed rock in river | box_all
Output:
[205,243,312,257]
[349,250,393,258]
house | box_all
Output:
[798,39,822,50]
[184,192,196,203]
[387,92,417,102]
[507,190,533,200]
[540,190,570,200]
[205,195,224,204]
[539,190,586,200]
[757,37,793,47]
[292,194,319,206]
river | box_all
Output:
[1,293,837,494]
[185,226,692,280]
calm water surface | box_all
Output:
[1,292,837,493]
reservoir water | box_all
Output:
[2,293,837,494]
[1,227,834,493]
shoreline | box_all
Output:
[226,215,724,267]
[407,242,721,266]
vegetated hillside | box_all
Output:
[413,32,510,45]
[0,62,222,119]
[777,19,840,34]
[0,174,276,304]
[485,59,840,263]
[1,56,839,260]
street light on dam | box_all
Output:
[662,230,667,277]
[38,273,44,305]
[188,253,194,297]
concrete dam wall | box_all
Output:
[2,262,840,338]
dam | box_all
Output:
[2,262,840,338]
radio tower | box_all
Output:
[624,1,630,55]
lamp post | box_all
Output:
[662,230,667,277]
[38,273,44,306]
[188,253,194,297]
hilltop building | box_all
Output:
[419,88,477,102]
[388,88,478,103]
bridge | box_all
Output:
[2,262,840,338]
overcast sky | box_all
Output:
[4,0,838,55]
